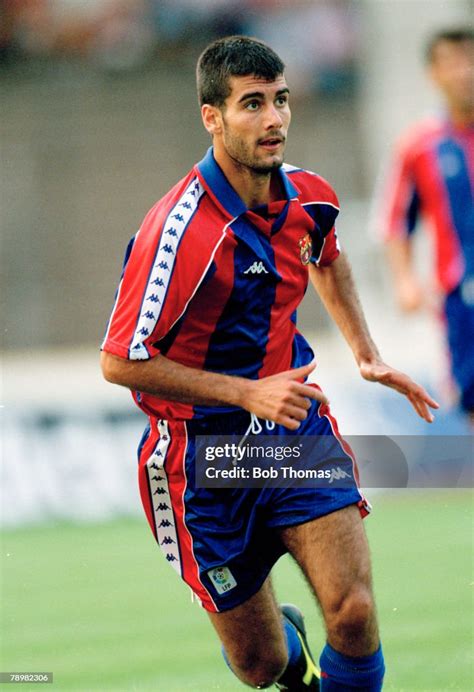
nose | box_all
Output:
[264,103,284,130]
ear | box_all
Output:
[201,104,223,136]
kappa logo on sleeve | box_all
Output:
[208,566,237,595]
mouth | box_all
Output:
[258,136,284,151]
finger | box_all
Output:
[408,392,430,421]
[414,387,440,409]
[420,405,435,423]
[291,382,329,405]
[284,391,314,410]
[282,404,310,422]
[285,361,316,380]
[276,415,302,431]
[393,375,440,410]
[408,393,434,423]
[270,403,309,423]
[407,393,425,419]
[420,400,435,423]
[407,384,440,414]
[386,374,440,412]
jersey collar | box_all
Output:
[195,146,299,219]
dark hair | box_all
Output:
[196,35,285,107]
[425,27,474,63]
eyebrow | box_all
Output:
[237,87,290,103]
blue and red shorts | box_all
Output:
[137,398,370,612]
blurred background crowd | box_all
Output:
[0,0,359,93]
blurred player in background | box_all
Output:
[101,36,438,691]
[375,28,474,422]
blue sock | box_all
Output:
[221,619,302,674]
[320,642,385,690]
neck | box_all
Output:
[213,144,280,208]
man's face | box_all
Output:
[215,74,291,174]
[429,39,474,113]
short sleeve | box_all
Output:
[313,225,341,266]
[372,133,421,241]
[300,177,341,267]
[101,176,221,360]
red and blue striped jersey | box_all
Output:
[375,116,474,293]
[102,147,341,420]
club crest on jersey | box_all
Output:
[298,233,312,265]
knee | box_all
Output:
[325,585,375,638]
[230,647,288,688]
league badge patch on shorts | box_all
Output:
[298,233,312,265]
[208,566,237,595]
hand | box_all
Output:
[243,361,328,430]
[360,359,440,423]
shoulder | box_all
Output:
[135,168,228,270]
[283,164,340,234]
[282,163,339,209]
[394,116,446,161]
[138,170,205,243]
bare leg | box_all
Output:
[280,504,380,657]
[207,577,288,688]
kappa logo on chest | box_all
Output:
[243,261,269,275]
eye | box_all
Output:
[245,100,260,111]
[276,95,288,106]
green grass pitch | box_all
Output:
[1,490,472,691]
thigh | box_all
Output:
[207,576,286,666]
[279,503,373,609]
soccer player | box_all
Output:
[101,36,438,691]
[374,28,474,422]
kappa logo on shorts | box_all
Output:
[208,566,237,595]
[328,467,352,484]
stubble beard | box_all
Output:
[222,125,285,176]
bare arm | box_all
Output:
[309,253,439,422]
[385,236,424,312]
[100,351,327,430]
[308,253,380,367]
